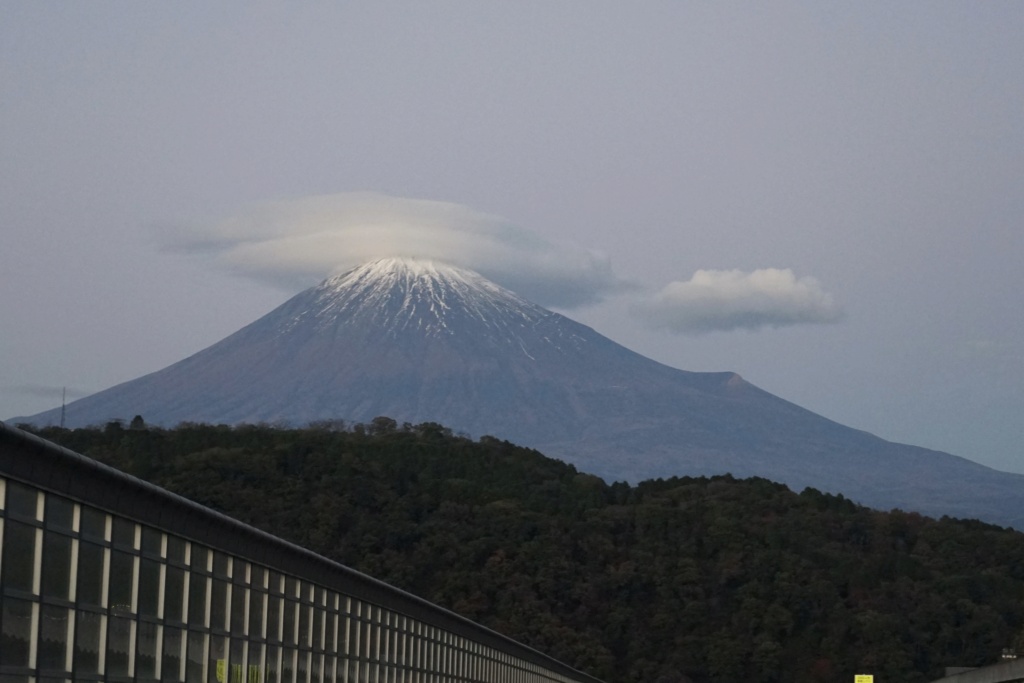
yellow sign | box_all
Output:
[854,676,874,683]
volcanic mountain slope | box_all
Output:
[16,258,1024,528]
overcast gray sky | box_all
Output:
[3,2,1022,474]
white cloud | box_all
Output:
[169,192,629,309]
[632,268,843,334]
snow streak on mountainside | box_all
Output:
[13,257,1024,529]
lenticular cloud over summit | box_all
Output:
[173,192,628,309]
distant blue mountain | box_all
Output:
[16,258,1024,528]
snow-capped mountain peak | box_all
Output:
[290,257,552,338]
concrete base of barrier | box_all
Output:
[931,659,1024,683]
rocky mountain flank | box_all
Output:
[17,258,1024,528]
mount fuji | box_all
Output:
[14,258,1024,528]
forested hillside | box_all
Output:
[24,419,1024,683]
